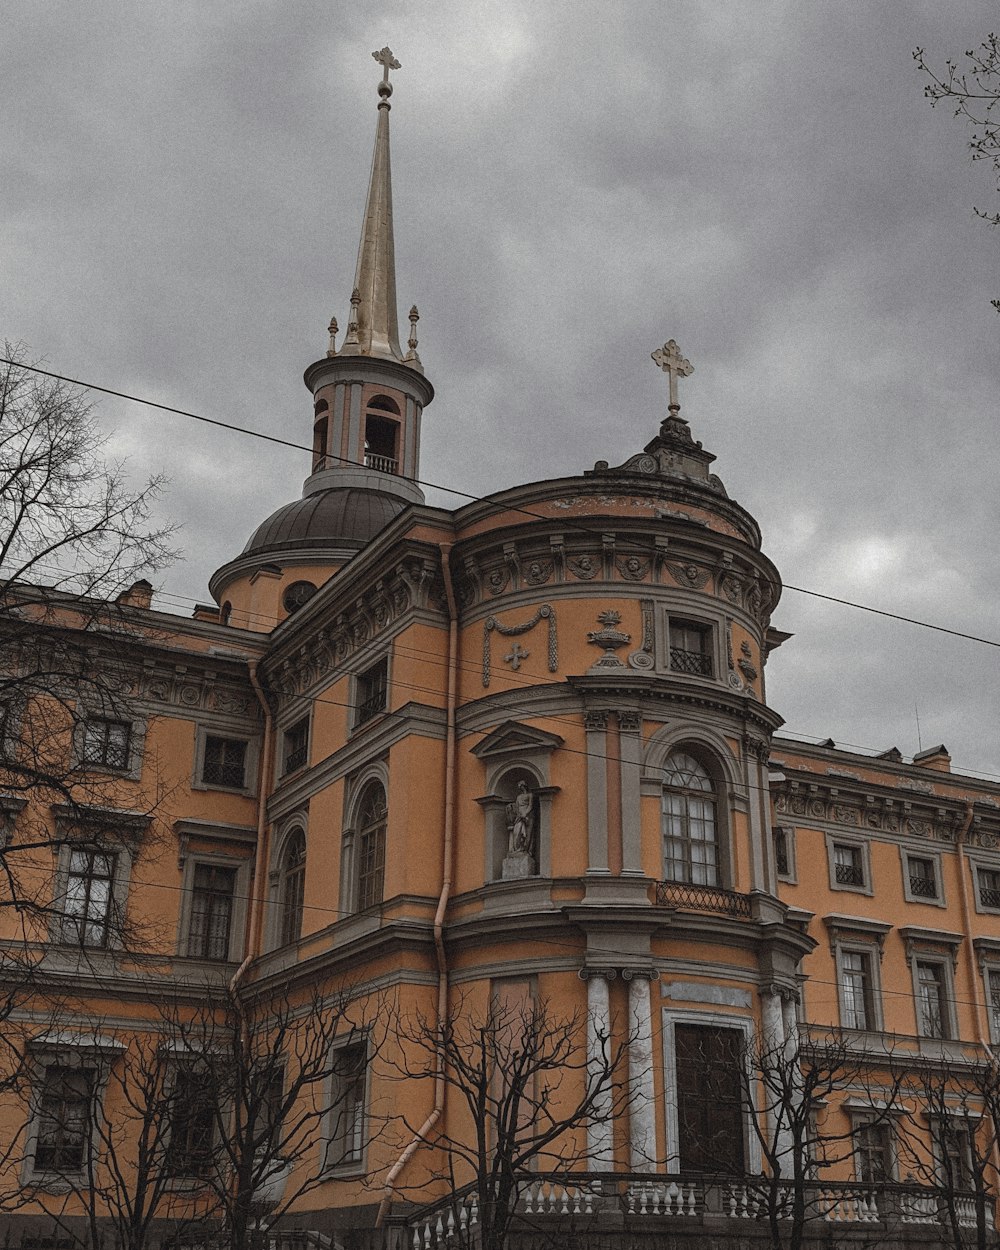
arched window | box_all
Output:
[661,752,719,886]
[356,781,387,911]
[279,829,306,946]
[363,395,400,474]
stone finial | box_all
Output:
[405,304,421,366]
[326,316,339,357]
[651,339,694,413]
[343,288,361,347]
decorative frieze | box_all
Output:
[773,781,987,846]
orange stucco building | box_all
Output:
[3,49,1000,1250]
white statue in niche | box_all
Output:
[502,780,537,879]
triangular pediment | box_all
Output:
[470,720,564,760]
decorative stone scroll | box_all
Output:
[482,605,557,688]
[628,599,655,671]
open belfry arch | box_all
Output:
[5,44,1000,1250]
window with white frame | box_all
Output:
[81,717,132,772]
[355,657,388,728]
[59,849,117,949]
[326,1042,367,1169]
[201,735,248,789]
[773,826,795,881]
[661,752,720,886]
[900,850,944,906]
[32,1064,95,1173]
[279,829,306,947]
[282,717,310,776]
[935,1117,976,1190]
[841,950,877,1030]
[356,782,387,911]
[668,619,713,678]
[852,1113,894,1184]
[988,968,1000,1041]
[977,866,1000,911]
[165,1063,216,1178]
[185,864,237,961]
[915,961,949,1038]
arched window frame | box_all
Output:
[278,827,306,947]
[363,394,401,474]
[660,751,721,887]
[339,767,390,916]
[642,729,740,890]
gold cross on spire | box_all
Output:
[372,46,401,86]
[651,339,693,413]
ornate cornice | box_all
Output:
[771,773,1000,847]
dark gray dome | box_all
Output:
[242,488,408,557]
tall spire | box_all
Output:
[340,47,404,363]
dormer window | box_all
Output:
[364,395,400,474]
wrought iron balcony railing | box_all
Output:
[655,879,753,918]
[669,646,713,676]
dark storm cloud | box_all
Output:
[1,2,997,773]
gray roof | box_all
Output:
[242,488,407,557]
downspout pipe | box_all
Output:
[376,541,458,1226]
[230,657,274,995]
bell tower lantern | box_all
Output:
[302,45,433,508]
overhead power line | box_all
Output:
[3,357,997,654]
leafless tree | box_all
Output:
[0,981,379,1250]
[0,344,176,942]
[914,35,1000,311]
[161,980,378,1250]
[737,1027,907,1250]
[386,993,633,1250]
[895,1054,1000,1250]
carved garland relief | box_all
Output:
[482,606,558,688]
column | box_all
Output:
[627,973,656,1171]
[761,987,791,1175]
[584,970,614,1168]
[584,712,609,874]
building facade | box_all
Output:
[2,49,1000,1250]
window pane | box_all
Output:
[186,864,236,960]
[35,1067,94,1172]
[675,1024,745,1174]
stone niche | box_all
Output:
[471,721,562,884]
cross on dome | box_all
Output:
[651,339,693,414]
[372,46,401,94]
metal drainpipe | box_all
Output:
[376,541,459,1226]
[230,657,274,994]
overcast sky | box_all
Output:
[2,2,998,777]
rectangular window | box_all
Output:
[82,718,131,771]
[674,1024,745,1175]
[186,864,236,961]
[854,1117,893,1184]
[166,1066,215,1177]
[773,827,792,879]
[989,969,1000,1040]
[668,620,713,677]
[356,658,388,727]
[60,849,116,948]
[34,1066,94,1172]
[841,950,875,1030]
[916,961,948,1039]
[328,1043,367,1168]
[834,843,865,888]
[907,856,938,900]
[283,718,309,775]
[979,868,1000,909]
[201,735,247,788]
[937,1120,974,1189]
